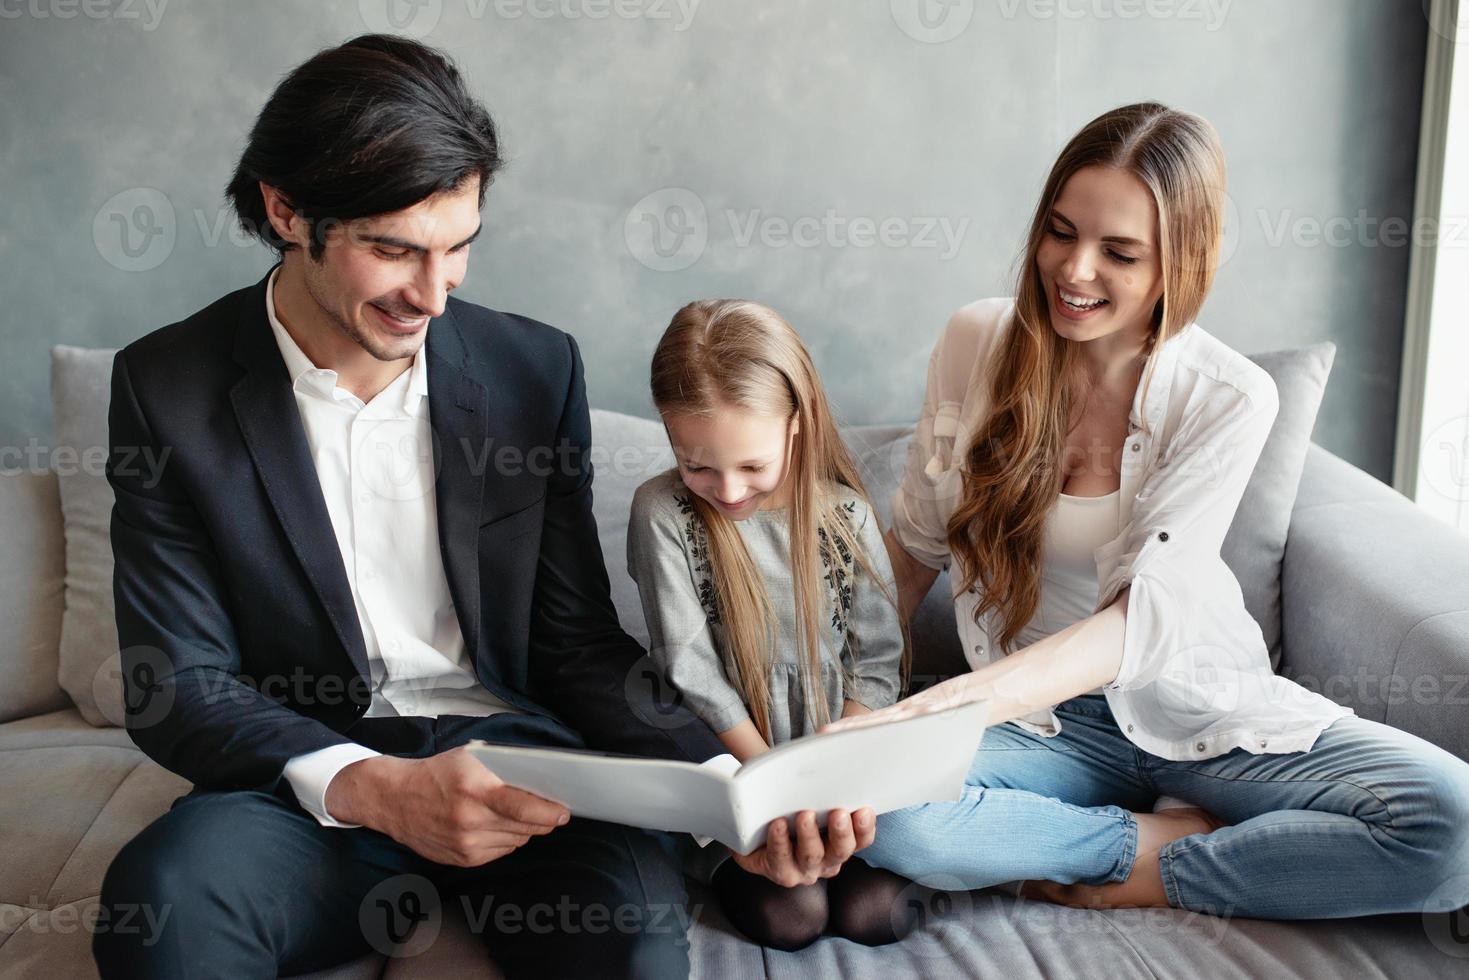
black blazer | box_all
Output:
[108,265,722,791]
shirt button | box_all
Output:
[1126,724,1134,733]
[1158,531,1170,542]
[358,491,372,505]
[1131,442,1141,452]
[1195,741,1207,752]
[363,567,375,581]
[1259,738,1269,748]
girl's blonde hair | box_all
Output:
[651,299,910,741]
[949,101,1227,653]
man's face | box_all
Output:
[297,174,483,363]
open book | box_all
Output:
[468,700,990,853]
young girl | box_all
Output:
[824,102,1469,919]
[627,298,915,950]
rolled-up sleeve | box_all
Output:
[1099,378,1280,693]
[890,310,986,572]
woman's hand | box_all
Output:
[820,674,980,735]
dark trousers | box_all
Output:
[93,713,696,979]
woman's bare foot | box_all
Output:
[1018,807,1227,910]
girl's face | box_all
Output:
[664,405,799,520]
[1035,165,1165,352]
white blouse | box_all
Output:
[892,298,1353,761]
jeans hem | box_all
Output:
[1159,842,1184,909]
[1105,808,1139,884]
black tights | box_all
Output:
[712,858,918,951]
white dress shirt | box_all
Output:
[892,298,1353,761]
[265,268,518,827]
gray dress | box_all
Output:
[626,469,904,747]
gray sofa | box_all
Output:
[3,357,1469,977]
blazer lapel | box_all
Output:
[425,307,488,674]
[228,268,369,681]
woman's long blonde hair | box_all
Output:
[651,299,910,741]
[948,102,1227,653]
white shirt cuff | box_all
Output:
[281,743,383,828]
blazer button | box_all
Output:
[1158,531,1170,542]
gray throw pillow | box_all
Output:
[1228,343,1337,670]
[50,345,125,726]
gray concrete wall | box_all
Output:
[0,0,1428,479]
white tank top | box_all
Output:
[1015,490,1122,696]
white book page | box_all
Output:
[467,745,742,847]
[729,701,991,850]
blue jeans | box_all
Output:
[861,694,1469,919]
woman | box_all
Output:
[824,102,1469,919]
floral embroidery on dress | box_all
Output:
[818,500,859,637]
[673,492,721,625]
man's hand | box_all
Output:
[325,747,570,867]
[730,808,876,887]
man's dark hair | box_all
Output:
[226,34,501,260]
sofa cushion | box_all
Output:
[1224,343,1337,670]
[0,470,69,724]
[50,346,126,727]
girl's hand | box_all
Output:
[820,675,978,735]
[731,808,876,887]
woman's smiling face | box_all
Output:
[1036,165,1165,349]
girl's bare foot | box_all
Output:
[1018,806,1227,910]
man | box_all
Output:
[94,34,873,979]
